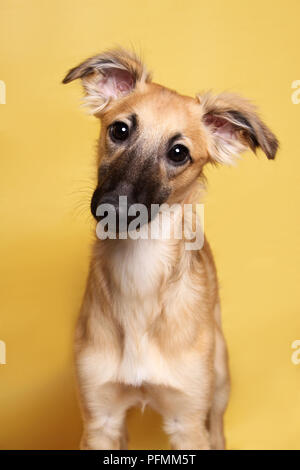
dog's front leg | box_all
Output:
[164,398,211,450]
[148,383,212,450]
[76,345,136,450]
[74,276,135,450]
[166,412,210,450]
[78,380,133,450]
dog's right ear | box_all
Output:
[62,48,151,114]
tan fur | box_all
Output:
[63,49,278,450]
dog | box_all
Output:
[63,49,278,450]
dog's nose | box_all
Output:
[91,190,121,220]
[91,189,141,231]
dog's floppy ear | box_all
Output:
[62,48,151,114]
[197,92,278,164]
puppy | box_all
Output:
[63,49,278,450]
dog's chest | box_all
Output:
[108,239,178,386]
[109,238,172,298]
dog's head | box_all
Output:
[63,49,278,231]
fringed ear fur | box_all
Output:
[197,92,278,164]
[62,48,151,114]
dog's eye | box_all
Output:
[109,121,130,142]
[167,144,190,165]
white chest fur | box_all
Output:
[106,237,174,386]
[108,237,173,299]
[101,236,204,390]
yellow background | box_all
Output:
[0,0,299,450]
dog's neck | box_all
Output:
[94,190,204,303]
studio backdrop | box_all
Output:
[0,0,299,450]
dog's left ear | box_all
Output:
[62,48,151,114]
[197,92,278,164]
